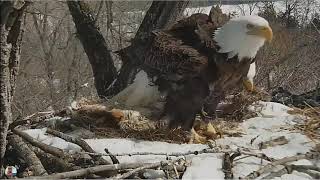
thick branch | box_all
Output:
[12,128,70,160]
[8,135,48,176]
[67,1,117,98]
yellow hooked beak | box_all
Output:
[247,26,273,42]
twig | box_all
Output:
[114,161,166,179]
[237,149,275,162]
[243,152,319,179]
[9,111,55,129]
[258,136,289,150]
[32,161,171,179]
[46,128,110,165]
[104,148,119,164]
[12,128,70,160]
[8,135,48,176]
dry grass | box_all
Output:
[288,107,320,141]
[218,90,270,122]
[94,127,189,143]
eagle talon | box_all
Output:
[243,78,256,93]
[203,122,219,139]
[189,128,207,144]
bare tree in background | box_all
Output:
[67,0,190,98]
[0,0,29,175]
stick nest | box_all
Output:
[288,107,320,141]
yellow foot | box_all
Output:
[189,128,207,144]
[242,78,256,93]
[203,122,218,138]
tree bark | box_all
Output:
[67,1,117,98]
[0,0,29,176]
[107,0,190,96]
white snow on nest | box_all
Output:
[23,102,318,179]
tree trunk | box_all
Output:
[67,1,117,98]
[107,0,190,96]
[0,0,29,176]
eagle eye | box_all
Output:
[246,23,254,29]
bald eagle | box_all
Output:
[111,7,272,133]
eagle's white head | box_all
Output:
[214,15,273,60]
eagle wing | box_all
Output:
[169,6,230,49]
[142,6,231,82]
[143,31,208,79]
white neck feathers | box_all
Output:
[213,22,266,60]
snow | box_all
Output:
[182,154,224,179]
[23,102,318,179]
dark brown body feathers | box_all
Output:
[142,6,253,129]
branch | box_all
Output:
[261,164,320,179]
[67,0,117,98]
[236,149,275,162]
[32,161,172,179]
[12,128,70,160]
[104,148,119,164]
[8,135,48,176]
[243,152,320,179]
[114,161,166,179]
[73,147,223,157]
[222,152,241,179]
[33,148,76,173]
[9,111,55,130]
[46,128,110,165]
